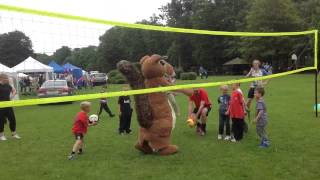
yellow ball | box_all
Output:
[187,118,195,128]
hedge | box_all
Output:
[107,70,127,84]
[180,72,197,80]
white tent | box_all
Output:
[12,56,53,73]
[0,63,15,73]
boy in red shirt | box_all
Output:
[188,88,212,136]
[68,101,96,160]
[226,83,246,142]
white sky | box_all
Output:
[0,0,171,54]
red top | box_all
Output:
[72,111,89,134]
[189,88,212,108]
[229,90,245,119]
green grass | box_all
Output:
[1,74,320,180]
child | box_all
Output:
[118,88,133,135]
[98,91,115,118]
[226,83,246,142]
[253,87,270,148]
[217,85,231,140]
[68,101,96,160]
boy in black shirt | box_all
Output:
[118,93,133,135]
[98,90,115,118]
[217,85,231,140]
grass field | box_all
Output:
[1,74,320,180]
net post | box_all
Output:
[315,30,318,117]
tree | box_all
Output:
[52,46,72,64]
[242,0,302,71]
[66,46,99,71]
[0,31,33,67]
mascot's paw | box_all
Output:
[158,145,178,156]
[135,141,153,154]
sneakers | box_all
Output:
[218,134,223,140]
[259,140,270,148]
[0,136,7,141]
[68,154,76,160]
[224,136,231,141]
[12,134,21,139]
[230,138,237,142]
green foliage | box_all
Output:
[175,67,184,79]
[180,72,197,80]
[0,31,33,67]
[107,70,127,84]
[51,46,72,64]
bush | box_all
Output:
[107,70,127,84]
[175,68,184,79]
[180,72,197,80]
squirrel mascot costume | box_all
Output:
[117,54,182,156]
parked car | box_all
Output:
[38,80,74,98]
[90,73,107,86]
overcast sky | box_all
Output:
[0,0,171,54]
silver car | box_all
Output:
[38,80,74,98]
[90,73,107,86]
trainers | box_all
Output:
[224,136,231,141]
[218,134,223,140]
[0,136,7,141]
[68,154,76,160]
[12,134,21,139]
[230,138,237,142]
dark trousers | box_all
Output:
[0,107,16,133]
[98,103,113,117]
[219,114,230,136]
[119,110,132,133]
[232,118,244,141]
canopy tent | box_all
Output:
[18,73,28,78]
[63,63,83,80]
[223,57,250,66]
[0,63,15,73]
[12,57,53,73]
[223,57,250,75]
[48,60,65,73]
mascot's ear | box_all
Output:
[140,55,150,65]
[150,54,162,64]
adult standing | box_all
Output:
[0,74,21,141]
[188,88,212,136]
[246,60,268,110]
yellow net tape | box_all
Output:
[0,4,318,108]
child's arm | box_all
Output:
[254,110,263,123]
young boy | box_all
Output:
[217,85,231,140]
[254,87,270,148]
[118,89,133,135]
[226,83,246,142]
[98,90,115,118]
[68,101,96,160]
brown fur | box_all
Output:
[117,55,178,155]
[117,60,153,129]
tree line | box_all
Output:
[0,0,319,73]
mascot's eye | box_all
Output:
[160,60,166,66]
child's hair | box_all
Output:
[80,101,91,110]
[220,85,228,91]
[255,87,265,96]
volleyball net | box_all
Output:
[0,4,318,108]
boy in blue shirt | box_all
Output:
[217,85,231,140]
[253,87,270,148]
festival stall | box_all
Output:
[12,56,54,80]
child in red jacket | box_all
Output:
[68,101,96,160]
[226,83,246,142]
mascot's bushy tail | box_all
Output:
[117,60,153,129]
